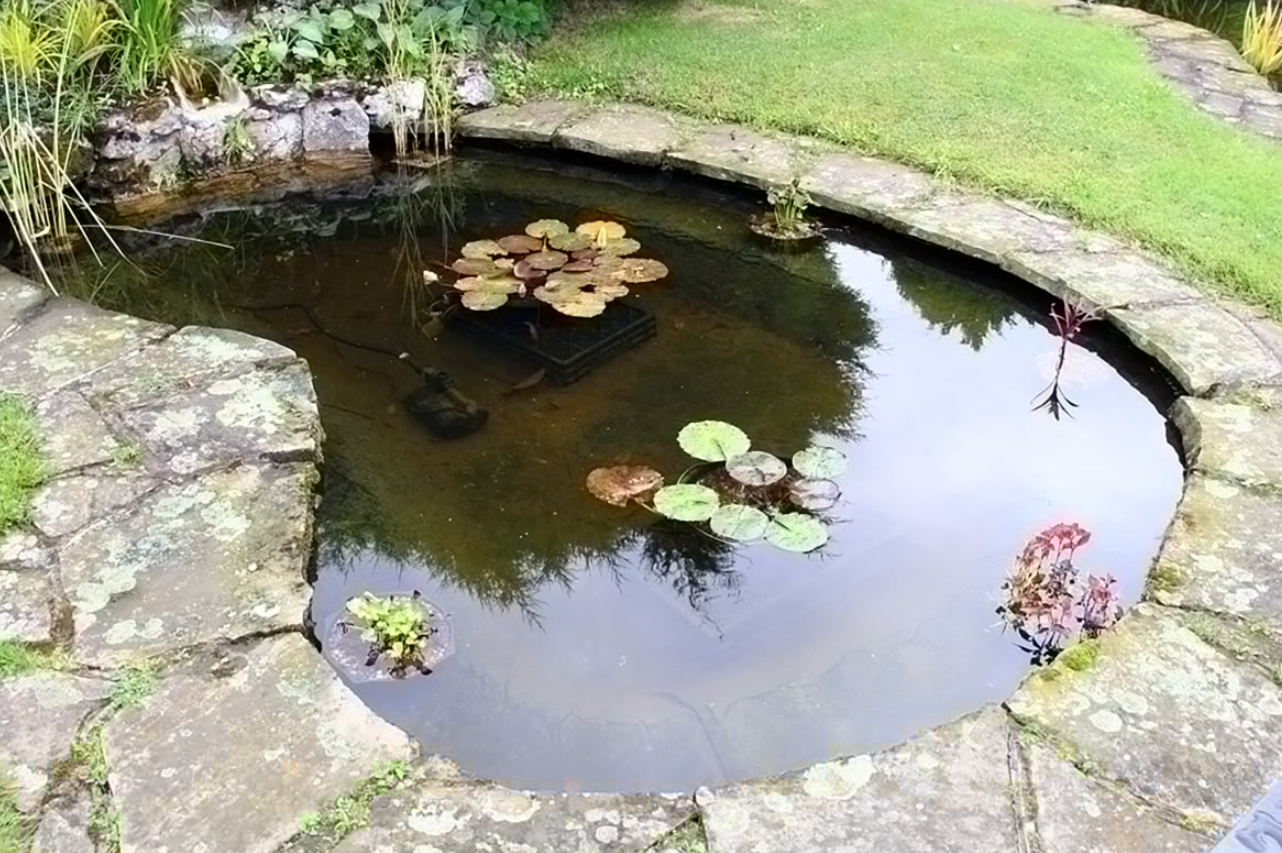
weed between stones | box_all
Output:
[0,640,70,679]
[655,814,710,853]
[0,770,32,853]
[71,727,121,853]
[108,663,158,711]
[296,760,409,843]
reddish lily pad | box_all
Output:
[498,234,542,255]
[525,250,570,271]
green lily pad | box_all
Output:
[793,446,848,480]
[709,504,769,541]
[653,484,721,522]
[765,512,829,553]
[677,420,750,462]
[726,451,787,487]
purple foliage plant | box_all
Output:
[1032,300,1101,420]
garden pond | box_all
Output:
[60,149,1185,793]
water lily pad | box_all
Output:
[709,504,769,541]
[765,513,829,553]
[498,234,542,255]
[600,237,642,257]
[595,281,629,300]
[526,219,570,239]
[460,290,509,310]
[793,446,848,479]
[577,220,627,245]
[550,232,594,253]
[525,250,570,271]
[586,465,664,506]
[653,483,721,522]
[452,257,500,276]
[460,239,506,259]
[493,257,516,270]
[726,451,787,487]
[533,279,607,317]
[677,420,751,462]
[453,275,521,294]
[611,258,669,284]
[571,248,601,261]
[562,258,596,273]
[789,478,841,511]
[512,259,545,281]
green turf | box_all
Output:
[0,770,30,853]
[0,394,43,535]
[527,0,1282,311]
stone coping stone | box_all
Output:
[459,100,1282,401]
[104,633,414,853]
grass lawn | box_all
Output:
[526,0,1282,312]
[0,394,43,534]
[0,771,30,853]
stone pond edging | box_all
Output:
[5,99,1282,852]
[1054,0,1282,142]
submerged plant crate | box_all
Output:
[445,299,658,385]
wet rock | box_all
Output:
[556,105,682,166]
[1173,398,1282,487]
[302,97,371,159]
[357,784,690,852]
[1007,603,1282,823]
[668,125,805,189]
[31,790,95,853]
[116,361,321,474]
[59,464,315,667]
[33,392,125,477]
[0,673,111,812]
[458,102,587,145]
[1026,743,1212,853]
[103,634,414,853]
[697,706,1016,853]
[454,61,495,108]
[0,300,171,400]
[1151,475,1282,628]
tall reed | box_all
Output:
[1242,0,1282,76]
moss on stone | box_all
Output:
[1178,809,1223,834]
[1146,561,1185,596]
[1058,639,1101,672]
[0,640,70,679]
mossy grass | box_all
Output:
[296,760,409,843]
[0,394,43,535]
[0,769,32,853]
[0,640,69,679]
[528,0,1282,316]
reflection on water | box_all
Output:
[62,153,1185,793]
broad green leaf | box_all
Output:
[328,8,355,29]
[765,512,829,553]
[793,446,848,480]
[653,484,720,522]
[291,19,325,43]
[677,420,750,462]
[267,39,289,63]
[291,39,320,60]
[726,451,787,487]
[710,504,769,541]
[353,2,381,20]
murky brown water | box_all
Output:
[68,151,1185,793]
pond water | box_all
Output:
[67,151,1184,793]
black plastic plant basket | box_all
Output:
[444,298,658,385]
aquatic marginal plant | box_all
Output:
[751,178,818,242]
[586,420,846,554]
[996,522,1122,665]
[340,591,434,678]
[1032,299,1101,420]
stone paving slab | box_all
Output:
[457,101,590,144]
[1172,398,1282,487]
[340,785,691,853]
[31,790,94,853]
[0,565,54,644]
[0,673,111,812]
[668,124,812,189]
[799,152,937,221]
[1026,742,1213,853]
[31,472,158,539]
[104,633,414,853]
[1150,475,1282,627]
[695,706,1016,853]
[33,391,129,477]
[886,194,1079,262]
[1007,603,1282,823]
[555,104,683,166]
[1002,247,1204,311]
[60,464,316,667]
[0,270,49,334]
[0,299,171,399]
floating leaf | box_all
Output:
[594,281,629,300]
[454,275,522,311]
[493,257,516,270]
[571,248,601,261]
[792,446,848,480]
[726,451,787,487]
[460,290,509,310]
[600,237,642,257]
[525,219,569,239]
[610,258,669,284]
[525,250,569,271]
[789,478,840,511]
[550,231,594,253]
[709,504,769,541]
[460,239,505,259]
[512,259,545,281]
[498,234,542,255]
[562,258,596,273]
[576,220,627,246]
[586,465,664,506]
[452,257,500,276]
[653,484,721,522]
[677,420,750,462]
[765,513,829,553]
[533,279,607,318]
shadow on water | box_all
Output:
[52,149,1185,793]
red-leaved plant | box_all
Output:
[1033,300,1101,420]
[996,522,1122,664]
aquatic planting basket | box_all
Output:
[445,299,658,385]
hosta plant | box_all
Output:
[587,420,846,554]
[996,522,1122,665]
[340,591,433,677]
[750,178,819,242]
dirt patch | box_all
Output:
[674,0,764,24]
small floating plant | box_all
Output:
[335,591,449,679]
[749,179,820,244]
[444,219,670,318]
[587,420,846,554]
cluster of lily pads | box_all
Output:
[586,420,847,553]
[445,219,670,318]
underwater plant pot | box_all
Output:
[748,212,822,252]
[405,384,489,439]
[321,591,454,683]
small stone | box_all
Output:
[454,61,495,108]
[302,97,371,158]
